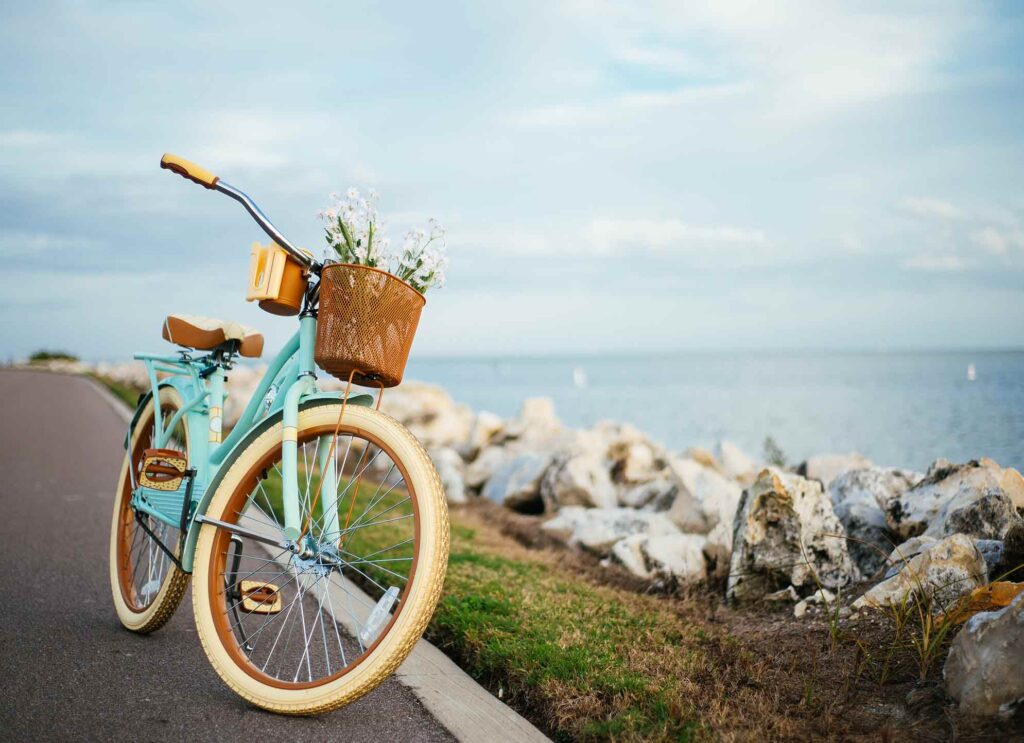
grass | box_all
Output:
[28,349,78,363]
[91,373,144,408]
[431,519,706,742]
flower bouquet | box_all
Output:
[313,188,447,387]
[319,188,448,294]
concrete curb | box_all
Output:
[83,371,551,743]
[83,374,132,424]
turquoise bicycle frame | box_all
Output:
[128,314,372,573]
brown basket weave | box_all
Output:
[315,263,426,387]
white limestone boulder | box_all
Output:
[828,467,923,576]
[429,447,467,505]
[664,457,742,535]
[944,592,1024,716]
[542,506,680,557]
[800,452,873,489]
[378,382,474,449]
[714,440,760,484]
[620,479,676,510]
[852,533,987,611]
[464,445,509,491]
[481,453,552,512]
[886,458,1024,540]
[540,453,617,510]
[727,469,859,603]
[610,533,708,582]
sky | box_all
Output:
[1,1,1023,360]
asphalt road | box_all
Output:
[0,370,454,742]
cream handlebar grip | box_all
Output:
[160,153,219,189]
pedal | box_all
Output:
[138,448,188,491]
[239,580,283,614]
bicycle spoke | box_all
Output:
[208,420,420,687]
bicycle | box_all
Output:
[108,154,449,715]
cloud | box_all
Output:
[0,130,63,148]
[0,231,100,258]
[585,217,769,254]
[970,226,1024,256]
[839,234,867,254]
[555,1,968,124]
[512,82,747,129]
[901,253,966,272]
[897,197,964,220]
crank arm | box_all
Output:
[194,515,297,553]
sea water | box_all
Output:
[405,350,1024,472]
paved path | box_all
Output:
[0,370,454,742]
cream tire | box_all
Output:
[191,402,449,715]
[109,386,191,633]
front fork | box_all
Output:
[279,314,331,541]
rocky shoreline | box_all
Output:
[41,358,1024,718]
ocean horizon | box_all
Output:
[403,348,1024,473]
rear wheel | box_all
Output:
[109,386,191,633]
[191,402,449,715]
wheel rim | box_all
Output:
[115,395,188,613]
[205,422,421,689]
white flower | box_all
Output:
[318,189,448,293]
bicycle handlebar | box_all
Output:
[160,153,218,189]
[159,153,315,270]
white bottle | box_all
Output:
[359,586,400,647]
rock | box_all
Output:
[703,520,734,576]
[463,445,507,490]
[764,586,799,603]
[540,454,617,510]
[610,535,649,578]
[685,446,719,471]
[542,506,679,557]
[935,488,1022,540]
[610,533,707,582]
[885,536,938,578]
[94,360,149,389]
[1005,523,1024,578]
[795,587,837,618]
[465,410,505,454]
[642,534,708,582]
[498,397,564,449]
[886,459,1024,540]
[715,440,760,484]
[611,441,660,485]
[944,592,1024,716]
[377,382,474,449]
[853,534,987,611]
[793,588,835,618]
[429,447,467,505]
[620,479,676,509]
[727,469,859,603]
[800,452,873,488]
[975,539,1005,578]
[664,457,742,534]
[829,467,923,577]
[481,453,552,512]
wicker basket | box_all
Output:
[315,263,425,387]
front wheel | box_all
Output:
[191,402,449,715]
